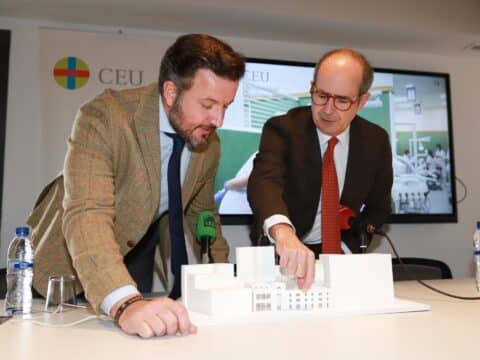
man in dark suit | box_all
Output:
[247,49,393,290]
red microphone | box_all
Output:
[339,205,378,253]
[339,205,356,230]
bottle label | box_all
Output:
[8,260,33,270]
[5,308,27,316]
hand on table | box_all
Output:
[112,295,197,338]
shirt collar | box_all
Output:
[316,125,350,148]
[159,98,175,134]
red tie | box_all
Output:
[321,137,341,254]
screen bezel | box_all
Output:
[0,30,10,230]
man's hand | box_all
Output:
[270,223,316,290]
[111,295,197,338]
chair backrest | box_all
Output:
[0,268,6,299]
[392,257,452,281]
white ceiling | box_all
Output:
[1,0,480,54]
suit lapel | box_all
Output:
[341,116,364,206]
[305,115,322,197]
[132,83,161,217]
[182,147,204,209]
[300,111,322,229]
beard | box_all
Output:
[168,95,216,148]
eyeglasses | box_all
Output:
[310,85,358,111]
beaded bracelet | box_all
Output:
[114,295,145,324]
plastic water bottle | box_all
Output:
[473,221,480,293]
[4,226,34,315]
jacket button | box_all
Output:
[127,240,135,248]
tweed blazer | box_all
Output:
[27,83,229,312]
[247,106,393,252]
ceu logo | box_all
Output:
[53,57,90,90]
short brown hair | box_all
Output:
[158,34,245,96]
[314,49,373,95]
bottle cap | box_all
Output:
[477,221,480,230]
[15,226,30,236]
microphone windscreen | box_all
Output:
[195,211,216,244]
[339,205,356,230]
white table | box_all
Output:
[1,279,479,360]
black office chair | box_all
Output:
[392,257,453,281]
[0,268,6,299]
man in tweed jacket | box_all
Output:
[26,34,245,338]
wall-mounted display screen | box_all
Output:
[0,30,11,228]
[217,58,457,224]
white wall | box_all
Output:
[1,17,479,280]
[1,17,45,265]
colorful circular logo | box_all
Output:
[53,56,90,90]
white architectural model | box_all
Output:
[181,246,423,320]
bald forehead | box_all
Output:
[317,53,363,75]
[315,53,363,95]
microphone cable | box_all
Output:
[455,176,467,203]
[375,228,480,300]
[12,303,109,328]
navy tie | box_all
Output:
[165,132,188,299]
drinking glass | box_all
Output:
[44,274,77,312]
